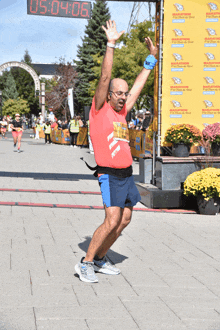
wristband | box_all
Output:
[143,55,157,70]
[107,42,116,49]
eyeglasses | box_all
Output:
[110,91,131,98]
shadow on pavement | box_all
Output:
[0,171,139,182]
[78,236,128,265]
[0,171,96,181]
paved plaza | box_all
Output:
[0,131,220,330]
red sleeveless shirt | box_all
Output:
[89,97,132,169]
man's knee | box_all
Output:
[120,207,133,229]
[104,207,122,233]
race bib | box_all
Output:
[113,122,129,142]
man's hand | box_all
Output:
[102,20,125,44]
[145,37,158,57]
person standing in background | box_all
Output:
[69,116,79,148]
[43,120,52,144]
[35,120,41,140]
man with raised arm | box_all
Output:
[75,20,158,283]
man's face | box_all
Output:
[108,80,129,112]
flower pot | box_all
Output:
[211,143,220,156]
[197,196,219,215]
[172,143,190,157]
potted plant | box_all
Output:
[164,124,202,157]
[202,123,220,156]
[184,167,220,215]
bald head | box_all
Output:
[109,78,128,93]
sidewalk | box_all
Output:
[0,132,220,330]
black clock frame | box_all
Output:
[27,0,91,19]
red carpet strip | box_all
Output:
[0,201,196,213]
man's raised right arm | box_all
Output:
[95,20,124,111]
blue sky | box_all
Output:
[0,0,153,65]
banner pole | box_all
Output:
[157,0,164,157]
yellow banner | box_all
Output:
[161,0,220,144]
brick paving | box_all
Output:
[0,132,220,329]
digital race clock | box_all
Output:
[27,0,91,19]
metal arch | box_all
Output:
[0,61,41,92]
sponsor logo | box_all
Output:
[173,29,184,37]
[173,53,183,61]
[206,28,217,36]
[171,100,182,108]
[204,100,214,107]
[207,2,218,11]
[174,3,184,12]
[172,77,182,84]
[204,76,215,84]
[205,52,215,60]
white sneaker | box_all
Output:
[74,145,77,148]
[75,258,98,283]
[93,255,120,275]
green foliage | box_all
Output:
[89,20,155,111]
[2,98,30,117]
[2,72,19,102]
[74,0,110,112]
[10,50,40,115]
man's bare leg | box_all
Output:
[84,206,122,262]
[96,206,133,259]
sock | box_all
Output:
[94,255,104,261]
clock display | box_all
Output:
[27,0,91,19]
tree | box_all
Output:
[2,98,30,117]
[45,58,77,119]
[10,50,40,115]
[89,20,156,112]
[2,72,19,103]
[22,49,32,64]
[74,0,111,112]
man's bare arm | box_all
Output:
[126,37,158,113]
[95,20,124,111]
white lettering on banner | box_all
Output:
[109,139,118,150]
[107,132,114,141]
[111,145,120,158]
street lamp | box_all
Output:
[0,91,2,119]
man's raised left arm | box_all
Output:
[126,37,158,113]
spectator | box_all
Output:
[61,120,69,130]
[48,108,55,122]
[35,120,41,139]
[69,116,80,148]
[57,120,62,130]
[43,120,52,144]
[51,119,58,130]
[32,120,36,138]
[136,113,144,130]
[142,111,152,131]
[39,112,44,125]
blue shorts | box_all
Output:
[98,174,141,208]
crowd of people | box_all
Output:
[0,107,152,153]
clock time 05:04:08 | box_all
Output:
[27,0,91,19]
